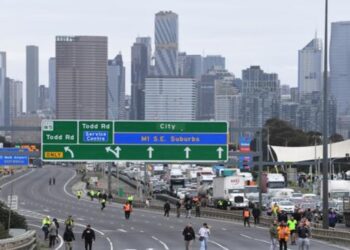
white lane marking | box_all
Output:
[106,237,113,250]
[118,229,127,233]
[0,169,34,189]
[240,234,253,239]
[63,170,77,199]
[151,236,169,250]
[208,240,230,250]
[28,223,64,250]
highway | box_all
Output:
[0,166,347,250]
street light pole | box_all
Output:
[322,0,329,229]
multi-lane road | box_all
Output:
[0,166,347,250]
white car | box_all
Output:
[278,200,295,213]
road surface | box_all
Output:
[0,166,346,250]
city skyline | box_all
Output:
[1,0,350,101]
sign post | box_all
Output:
[42,120,228,162]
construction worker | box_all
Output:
[42,216,51,240]
[127,194,134,205]
[272,203,280,218]
[123,201,132,219]
[90,190,95,201]
[287,216,297,245]
[101,198,106,211]
[96,191,101,201]
[277,222,290,250]
[243,207,251,227]
[77,190,82,199]
[65,215,74,229]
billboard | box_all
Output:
[238,136,252,170]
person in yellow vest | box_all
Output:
[42,216,51,240]
[287,216,297,245]
[272,203,280,217]
[277,222,290,250]
[127,195,134,205]
[243,207,251,227]
[101,198,106,211]
[89,190,95,201]
[76,190,82,199]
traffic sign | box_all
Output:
[42,120,228,162]
[0,148,29,166]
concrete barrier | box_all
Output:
[0,230,36,250]
[311,227,350,245]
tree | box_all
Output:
[329,133,344,143]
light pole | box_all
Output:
[322,0,329,229]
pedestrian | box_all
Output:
[48,221,57,247]
[65,215,74,229]
[252,204,261,225]
[277,222,290,250]
[49,178,52,185]
[164,201,171,217]
[278,211,288,224]
[198,223,210,250]
[82,224,95,250]
[42,216,51,240]
[287,216,297,245]
[182,223,195,250]
[145,198,150,208]
[89,190,95,201]
[195,201,201,217]
[52,218,60,243]
[127,194,134,205]
[63,226,75,250]
[297,219,311,250]
[52,177,56,185]
[123,201,132,219]
[243,207,251,227]
[77,190,82,200]
[176,200,181,218]
[185,201,192,218]
[269,220,278,250]
[328,208,337,228]
[101,198,106,211]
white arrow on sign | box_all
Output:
[217,147,224,159]
[147,147,154,159]
[64,146,74,158]
[184,147,191,159]
[105,146,122,158]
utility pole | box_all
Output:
[322,0,329,229]
[107,164,112,197]
[7,182,13,231]
[258,129,263,211]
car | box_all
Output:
[278,200,295,214]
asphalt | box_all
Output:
[0,165,347,250]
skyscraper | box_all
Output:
[145,77,196,120]
[298,38,322,94]
[0,52,6,127]
[4,78,23,125]
[56,36,108,119]
[26,45,39,113]
[136,37,152,72]
[203,55,225,74]
[330,21,350,116]
[108,53,125,120]
[131,38,150,120]
[39,85,49,110]
[154,11,178,76]
[48,57,56,115]
[178,53,203,80]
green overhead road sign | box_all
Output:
[41,120,228,162]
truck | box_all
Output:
[320,180,350,200]
[211,175,249,210]
[261,173,287,197]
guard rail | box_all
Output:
[0,230,36,250]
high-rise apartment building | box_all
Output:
[330,22,350,116]
[48,57,56,115]
[108,53,125,120]
[56,36,108,119]
[130,38,150,120]
[298,38,322,94]
[240,66,280,128]
[145,77,196,120]
[203,55,225,74]
[0,52,6,127]
[26,45,39,113]
[154,11,178,76]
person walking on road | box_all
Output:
[101,198,106,211]
[52,177,56,185]
[252,204,261,225]
[164,201,171,217]
[243,207,251,227]
[277,222,290,250]
[65,215,74,230]
[42,216,51,240]
[195,201,201,217]
[297,219,311,250]
[176,200,181,218]
[127,194,134,205]
[182,223,195,250]
[185,201,192,218]
[48,221,57,247]
[49,178,52,186]
[63,226,75,250]
[269,220,278,250]
[287,216,297,245]
[198,223,210,250]
[82,224,95,250]
[123,201,132,219]
[76,190,82,200]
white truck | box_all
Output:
[211,175,249,209]
[320,180,350,200]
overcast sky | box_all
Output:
[1,0,350,99]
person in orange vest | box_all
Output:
[277,221,290,250]
[123,201,132,220]
[243,207,251,227]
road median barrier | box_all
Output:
[0,230,36,250]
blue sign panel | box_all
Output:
[114,133,227,145]
[83,131,108,142]
[0,148,29,166]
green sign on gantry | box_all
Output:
[41,120,228,162]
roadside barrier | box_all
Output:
[0,230,36,250]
